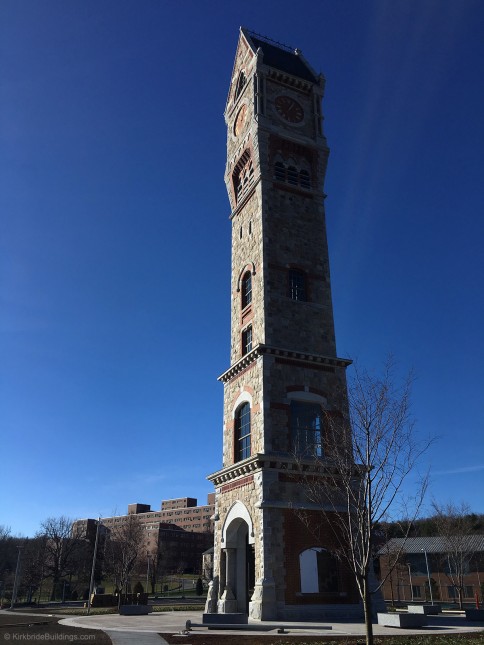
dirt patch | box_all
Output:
[160,633,484,645]
[0,612,112,643]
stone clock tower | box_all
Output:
[206,28,359,621]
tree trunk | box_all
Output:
[363,576,374,645]
[50,575,59,601]
[458,587,463,610]
[389,567,395,607]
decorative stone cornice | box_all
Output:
[218,344,351,383]
[207,454,264,486]
[264,67,313,93]
[255,500,347,513]
[207,452,347,487]
[217,345,263,383]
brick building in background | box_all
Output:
[126,494,215,533]
[378,536,484,605]
[74,495,214,575]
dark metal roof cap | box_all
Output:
[247,33,317,83]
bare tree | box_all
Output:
[19,537,47,603]
[0,526,10,541]
[0,526,12,581]
[146,550,161,594]
[432,501,477,609]
[37,516,84,601]
[104,514,144,608]
[295,359,431,645]
[0,527,17,603]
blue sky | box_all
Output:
[1,1,483,536]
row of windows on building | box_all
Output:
[410,585,476,599]
[232,151,313,205]
[274,161,311,190]
[234,399,323,463]
[165,510,211,517]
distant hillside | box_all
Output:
[377,513,484,540]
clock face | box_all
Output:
[275,95,304,123]
[234,104,247,136]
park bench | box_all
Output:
[465,609,484,621]
[377,612,426,628]
[408,604,441,615]
[119,605,152,615]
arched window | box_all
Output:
[241,271,252,308]
[289,268,307,301]
[300,548,339,593]
[291,400,323,457]
[273,156,312,191]
[235,402,251,461]
[299,169,311,189]
[287,166,298,185]
[274,161,286,182]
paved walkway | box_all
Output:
[105,631,168,645]
[59,609,484,638]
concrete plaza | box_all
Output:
[59,609,484,642]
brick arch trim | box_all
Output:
[236,262,256,292]
[286,390,327,406]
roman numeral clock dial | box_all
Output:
[275,95,304,123]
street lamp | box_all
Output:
[422,549,433,605]
[10,545,23,609]
[407,562,414,603]
[87,518,101,616]
[146,553,151,594]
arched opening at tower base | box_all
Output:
[217,513,255,614]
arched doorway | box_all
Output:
[219,502,255,614]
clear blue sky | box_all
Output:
[1,1,483,536]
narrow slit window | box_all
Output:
[289,269,307,301]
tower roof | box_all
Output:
[242,28,318,83]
